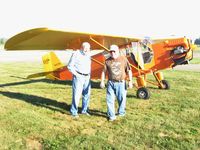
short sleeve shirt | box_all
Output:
[103,56,131,81]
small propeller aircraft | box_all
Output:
[4,28,194,99]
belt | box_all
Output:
[76,71,90,76]
[109,79,124,82]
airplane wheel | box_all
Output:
[159,80,170,89]
[136,87,150,99]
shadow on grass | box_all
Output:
[0,90,70,114]
[126,94,137,99]
[0,75,71,87]
[0,91,106,118]
[0,76,101,89]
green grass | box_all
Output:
[191,49,200,64]
[190,58,200,64]
[0,62,200,149]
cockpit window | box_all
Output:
[129,42,153,65]
[102,41,154,67]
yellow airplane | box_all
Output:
[4,28,194,99]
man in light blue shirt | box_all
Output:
[68,42,91,118]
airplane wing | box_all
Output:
[5,28,140,50]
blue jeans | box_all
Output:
[106,80,127,120]
[70,75,91,116]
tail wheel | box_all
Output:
[136,87,150,99]
[159,80,170,89]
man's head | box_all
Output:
[81,42,91,54]
[109,44,119,59]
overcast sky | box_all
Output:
[0,0,199,40]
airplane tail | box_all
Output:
[27,51,72,80]
[42,51,64,80]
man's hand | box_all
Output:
[128,80,133,89]
[100,81,105,89]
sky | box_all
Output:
[0,0,199,40]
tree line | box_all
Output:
[194,37,200,45]
[0,38,7,45]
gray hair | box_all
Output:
[82,42,90,49]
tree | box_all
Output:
[194,37,200,45]
[0,38,7,45]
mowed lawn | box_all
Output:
[0,62,200,150]
[191,49,200,64]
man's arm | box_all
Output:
[67,52,79,76]
[127,70,133,89]
[100,71,105,89]
[100,65,107,89]
[125,57,133,89]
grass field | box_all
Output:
[0,62,200,149]
[191,49,200,64]
[190,47,200,64]
[190,58,200,64]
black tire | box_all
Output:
[159,80,170,89]
[136,87,150,99]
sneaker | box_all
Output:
[116,113,125,117]
[117,114,125,117]
[81,112,91,116]
[108,117,116,122]
[72,115,79,119]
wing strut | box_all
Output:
[89,36,109,66]
[89,36,110,52]
[91,58,104,66]
[90,36,147,72]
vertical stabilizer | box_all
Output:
[42,51,64,79]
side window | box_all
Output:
[132,41,154,64]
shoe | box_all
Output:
[117,114,125,117]
[108,117,116,122]
[116,112,125,117]
[81,112,91,116]
[72,115,79,119]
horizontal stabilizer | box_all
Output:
[27,71,53,79]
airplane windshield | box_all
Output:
[102,41,154,67]
[128,42,154,65]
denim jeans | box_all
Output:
[70,75,91,116]
[106,80,127,120]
